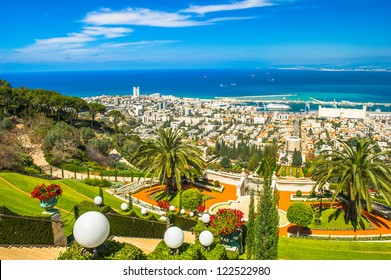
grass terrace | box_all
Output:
[0,172,141,236]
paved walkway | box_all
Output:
[0,246,66,260]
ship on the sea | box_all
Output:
[265,103,291,110]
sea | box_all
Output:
[1,68,391,112]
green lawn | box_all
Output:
[279,237,391,260]
[309,208,371,230]
[0,172,139,236]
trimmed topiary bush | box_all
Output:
[287,202,314,237]
[57,240,147,260]
[181,188,203,211]
[148,241,202,260]
[296,190,302,197]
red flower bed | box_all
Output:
[31,183,63,201]
[197,205,205,212]
[157,199,170,210]
[209,208,244,236]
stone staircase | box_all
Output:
[0,246,66,260]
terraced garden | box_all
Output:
[0,172,135,236]
[277,166,304,178]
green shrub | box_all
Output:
[214,180,220,188]
[181,189,203,211]
[199,243,228,260]
[0,206,54,245]
[227,251,240,260]
[148,241,202,260]
[296,190,302,197]
[82,178,111,188]
[0,117,14,131]
[75,200,113,216]
[58,240,146,260]
[193,220,219,245]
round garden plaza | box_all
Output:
[133,184,391,238]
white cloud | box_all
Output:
[181,0,274,14]
[35,33,94,47]
[82,26,133,38]
[101,40,179,48]
[207,16,256,23]
[83,8,208,27]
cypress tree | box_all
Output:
[246,189,255,259]
[254,150,279,260]
[128,191,133,209]
[99,187,104,205]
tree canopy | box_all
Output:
[310,138,391,222]
[131,128,205,194]
[287,203,313,237]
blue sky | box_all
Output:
[1,0,390,72]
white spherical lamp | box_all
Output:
[201,213,210,224]
[73,211,110,248]
[199,230,214,247]
[189,211,194,217]
[121,203,128,211]
[164,226,184,249]
[169,205,175,212]
[180,209,185,215]
[94,196,102,206]
[141,207,147,215]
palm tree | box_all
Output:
[131,127,205,194]
[310,138,391,222]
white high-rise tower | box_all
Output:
[133,86,140,97]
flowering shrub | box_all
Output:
[31,183,63,201]
[157,199,170,210]
[209,208,244,236]
[197,205,205,213]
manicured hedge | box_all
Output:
[168,214,198,231]
[74,200,113,218]
[0,206,54,245]
[107,213,167,238]
[73,201,167,239]
[58,240,147,260]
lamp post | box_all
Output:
[141,207,147,215]
[199,230,214,250]
[94,196,103,206]
[121,202,128,211]
[73,211,110,259]
[169,205,175,212]
[164,226,184,255]
[201,213,210,224]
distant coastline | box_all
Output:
[1,69,391,106]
